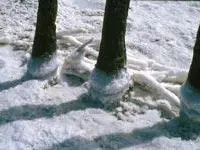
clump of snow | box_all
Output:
[132,71,180,107]
[60,38,94,81]
[27,54,58,79]
[161,83,181,97]
[0,36,11,45]
[89,68,131,107]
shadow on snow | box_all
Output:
[0,89,200,148]
[0,71,200,148]
[0,72,31,92]
[51,118,200,150]
[0,93,104,126]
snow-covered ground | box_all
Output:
[0,0,200,149]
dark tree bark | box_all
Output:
[96,0,130,74]
[187,25,200,90]
[31,0,57,59]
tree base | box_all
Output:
[89,68,131,108]
[180,81,200,123]
[27,54,58,79]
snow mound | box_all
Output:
[27,54,58,79]
[90,68,131,107]
[180,82,200,123]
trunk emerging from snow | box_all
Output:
[187,25,200,89]
[27,0,58,78]
[90,0,131,108]
[96,0,130,74]
[180,25,200,123]
[32,0,57,59]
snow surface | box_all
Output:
[27,54,58,79]
[0,0,200,149]
[90,68,131,107]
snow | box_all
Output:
[59,37,94,81]
[90,68,131,107]
[180,82,200,123]
[27,54,58,79]
[0,0,200,149]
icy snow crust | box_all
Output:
[90,68,131,106]
[27,54,58,79]
[0,0,200,149]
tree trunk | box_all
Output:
[187,25,200,90]
[31,0,57,59]
[180,24,200,123]
[90,0,131,108]
[96,0,130,74]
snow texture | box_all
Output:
[90,68,131,107]
[0,0,200,149]
[27,54,58,79]
[180,82,200,123]
[60,38,94,81]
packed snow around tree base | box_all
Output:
[0,0,200,149]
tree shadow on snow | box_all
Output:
[0,93,104,126]
[0,71,86,92]
[0,72,31,92]
[51,118,200,150]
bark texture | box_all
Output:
[188,25,200,89]
[96,0,130,74]
[31,0,57,59]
